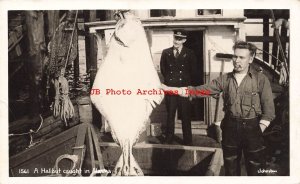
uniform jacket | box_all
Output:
[160,46,197,87]
[188,66,275,121]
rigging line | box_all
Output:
[270,10,289,79]
[256,47,283,65]
[9,114,44,137]
[64,10,79,71]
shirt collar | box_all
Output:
[173,46,183,53]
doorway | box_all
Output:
[177,30,204,123]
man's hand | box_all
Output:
[259,120,270,133]
[178,87,189,97]
[259,123,267,133]
[160,84,171,91]
[160,84,189,98]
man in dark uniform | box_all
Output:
[160,30,197,145]
[162,41,275,175]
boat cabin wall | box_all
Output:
[93,23,243,126]
[132,10,244,19]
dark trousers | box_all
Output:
[164,95,192,145]
[221,116,266,176]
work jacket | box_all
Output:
[160,46,197,87]
[188,66,275,121]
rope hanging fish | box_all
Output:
[49,11,78,126]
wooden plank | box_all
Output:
[99,142,217,174]
[105,10,115,21]
[73,41,80,89]
[87,125,96,169]
[86,17,245,33]
[100,143,215,175]
[280,26,288,51]
[47,10,60,40]
[90,125,105,170]
[86,10,97,85]
[77,96,91,105]
[38,126,67,141]
[175,121,207,128]
[78,103,92,124]
[85,17,246,27]
[263,17,270,64]
[25,11,45,116]
[9,115,41,134]
[74,123,87,145]
[10,137,76,176]
[99,142,217,152]
[10,100,80,157]
[8,35,24,52]
[254,57,279,72]
[83,11,91,72]
[205,148,223,176]
[271,29,279,69]
[244,9,289,19]
[72,123,87,170]
[10,125,79,168]
[9,62,24,78]
[246,36,289,43]
[175,127,208,136]
[34,105,79,139]
[279,25,288,65]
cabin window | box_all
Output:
[197,9,222,16]
[150,10,176,17]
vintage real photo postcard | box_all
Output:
[1,1,300,184]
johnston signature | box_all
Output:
[257,168,278,174]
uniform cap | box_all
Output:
[174,30,187,38]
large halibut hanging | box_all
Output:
[91,11,163,176]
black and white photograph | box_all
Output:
[1,1,300,184]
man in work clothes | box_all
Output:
[160,30,197,145]
[162,41,275,176]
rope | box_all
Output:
[256,47,284,65]
[64,10,78,71]
[9,114,44,147]
[207,36,228,53]
[51,11,77,125]
[270,10,289,79]
[9,114,44,137]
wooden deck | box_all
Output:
[9,123,223,176]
